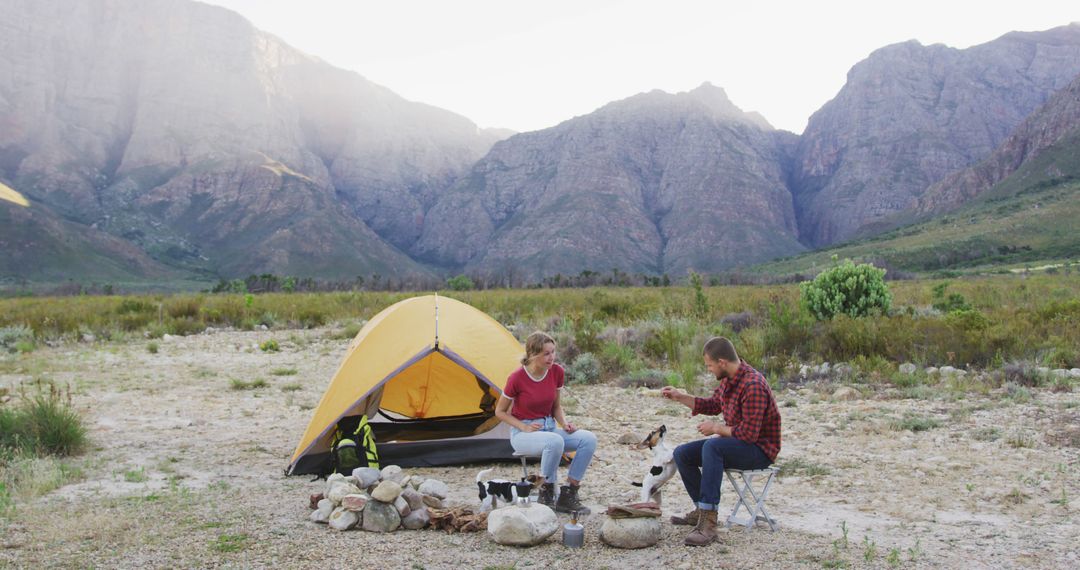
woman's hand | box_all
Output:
[563,421,577,433]
[519,421,540,433]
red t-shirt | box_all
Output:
[504,364,564,421]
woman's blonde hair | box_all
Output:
[521,331,556,365]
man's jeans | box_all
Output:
[673,437,771,510]
[510,416,597,483]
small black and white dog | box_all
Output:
[475,468,544,511]
[631,424,677,505]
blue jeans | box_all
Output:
[510,416,597,483]
[673,437,771,510]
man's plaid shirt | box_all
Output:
[692,360,782,461]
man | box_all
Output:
[660,337,781,546]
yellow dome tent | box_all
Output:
[287,294,523,474]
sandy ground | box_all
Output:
[1,327,1077,569]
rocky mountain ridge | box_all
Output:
[2,0,1078,285]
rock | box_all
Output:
[371,480,403,503]
[310,498,334,523]
[1051,369,1069,378]
[834,364,854,377]
[832,386,859,401]
[362,500,401,532]
[599,516,661,549]
[341,494,369,512]
[327,482,363,505]
[327,473,346,484]
[394,495,411,518]
[487,504,559,546]
[899,362,917,375]
[380,465,404,483]
[422,495,447,509]
[1070,368,1080,379]
[328,506,360,531]
[352,467,381,489]
[1037,367,1050,376]
[418,479,449,500]
[309,493,324,509]
[401,506,430,530]
[409,476,426,489]
[925,367,939,376]
[399,475,412,489]
[401,487,425,511]
[617,433,641,445]
[343,475,360,487]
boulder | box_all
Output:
[371,480,403,503]
[328,507,360,531]
[401,506,430,530]
[401,487,425,511]
[380,465,404,483]
[409,476,426,489]
[899,363,917,375]
[599,516,661,549]
[832,386,859,401]
[418,479,449,500]
[310,498,334,524]
[487,504,559,546]
[1070,368,1080,379]
[422,495,448,509]
[352,467,381,489]
[616,433,640,445]
[341,494,369,512]
[393,495,411,518]
[362,500,401,532]
[327,482,363,505]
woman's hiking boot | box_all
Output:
[684,509,719,546]
[537,482,556,508]
[555,484,591,515]
[670,507,701,526]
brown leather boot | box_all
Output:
[670,507,701,526]
[555,484,591,515]
[538,482,556,508]
[684,509,719,546]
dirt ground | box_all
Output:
[1,327,1077,569]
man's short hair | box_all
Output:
[702,336,738,363]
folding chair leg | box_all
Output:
[520,456,529,480]
[725,468,779,532]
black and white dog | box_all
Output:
[632,425,677,505]
[475,468,544,511]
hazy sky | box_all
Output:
[202,0,1078,134]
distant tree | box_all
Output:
[446,274,475,291]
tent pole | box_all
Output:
[434,292,440,349]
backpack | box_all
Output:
[329,414,379,475]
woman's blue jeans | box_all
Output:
[673,437,771,510]
[510,416,597,483]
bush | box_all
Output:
[801,260,892,321]
[565,353,601,384]
[616,369,666,388]
[0,382,86,457]
[0,325,34,353]
[259,339,280,353]
[446,274,475,291]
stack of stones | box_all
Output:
[309,465,449,532]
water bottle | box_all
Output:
[562,510,584,548]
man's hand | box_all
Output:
[697,420,719,436]
[661,386,693,408]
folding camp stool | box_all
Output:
[725,467,780,531]
[513,450,542,481]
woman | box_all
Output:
[495,331,596,513]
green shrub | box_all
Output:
[259,339,280,353]
[446,274,475,291]
[0,383,86,457]
[0,325,34,353]
[146,342,159,354]
[931,282,971,313]
[599,341,640,375]
[573,317,604,354]
[616,368,666,388]
[801,260,892,321]
[565,353,601,384]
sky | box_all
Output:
[201,0,1079,134]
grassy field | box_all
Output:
[2,274,1078,383]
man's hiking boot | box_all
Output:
[684,509,719,546]
[537,482,556,508]
[670,507,701,526]
[555,484,591,515]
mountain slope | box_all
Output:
[792,24,1080,247]
[0,0,501,280]
[414,84,804,281]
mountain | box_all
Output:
[916,71,1080,212]
[0,0,503,281]
[792,24,1080,247]
[413,84,804,282]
